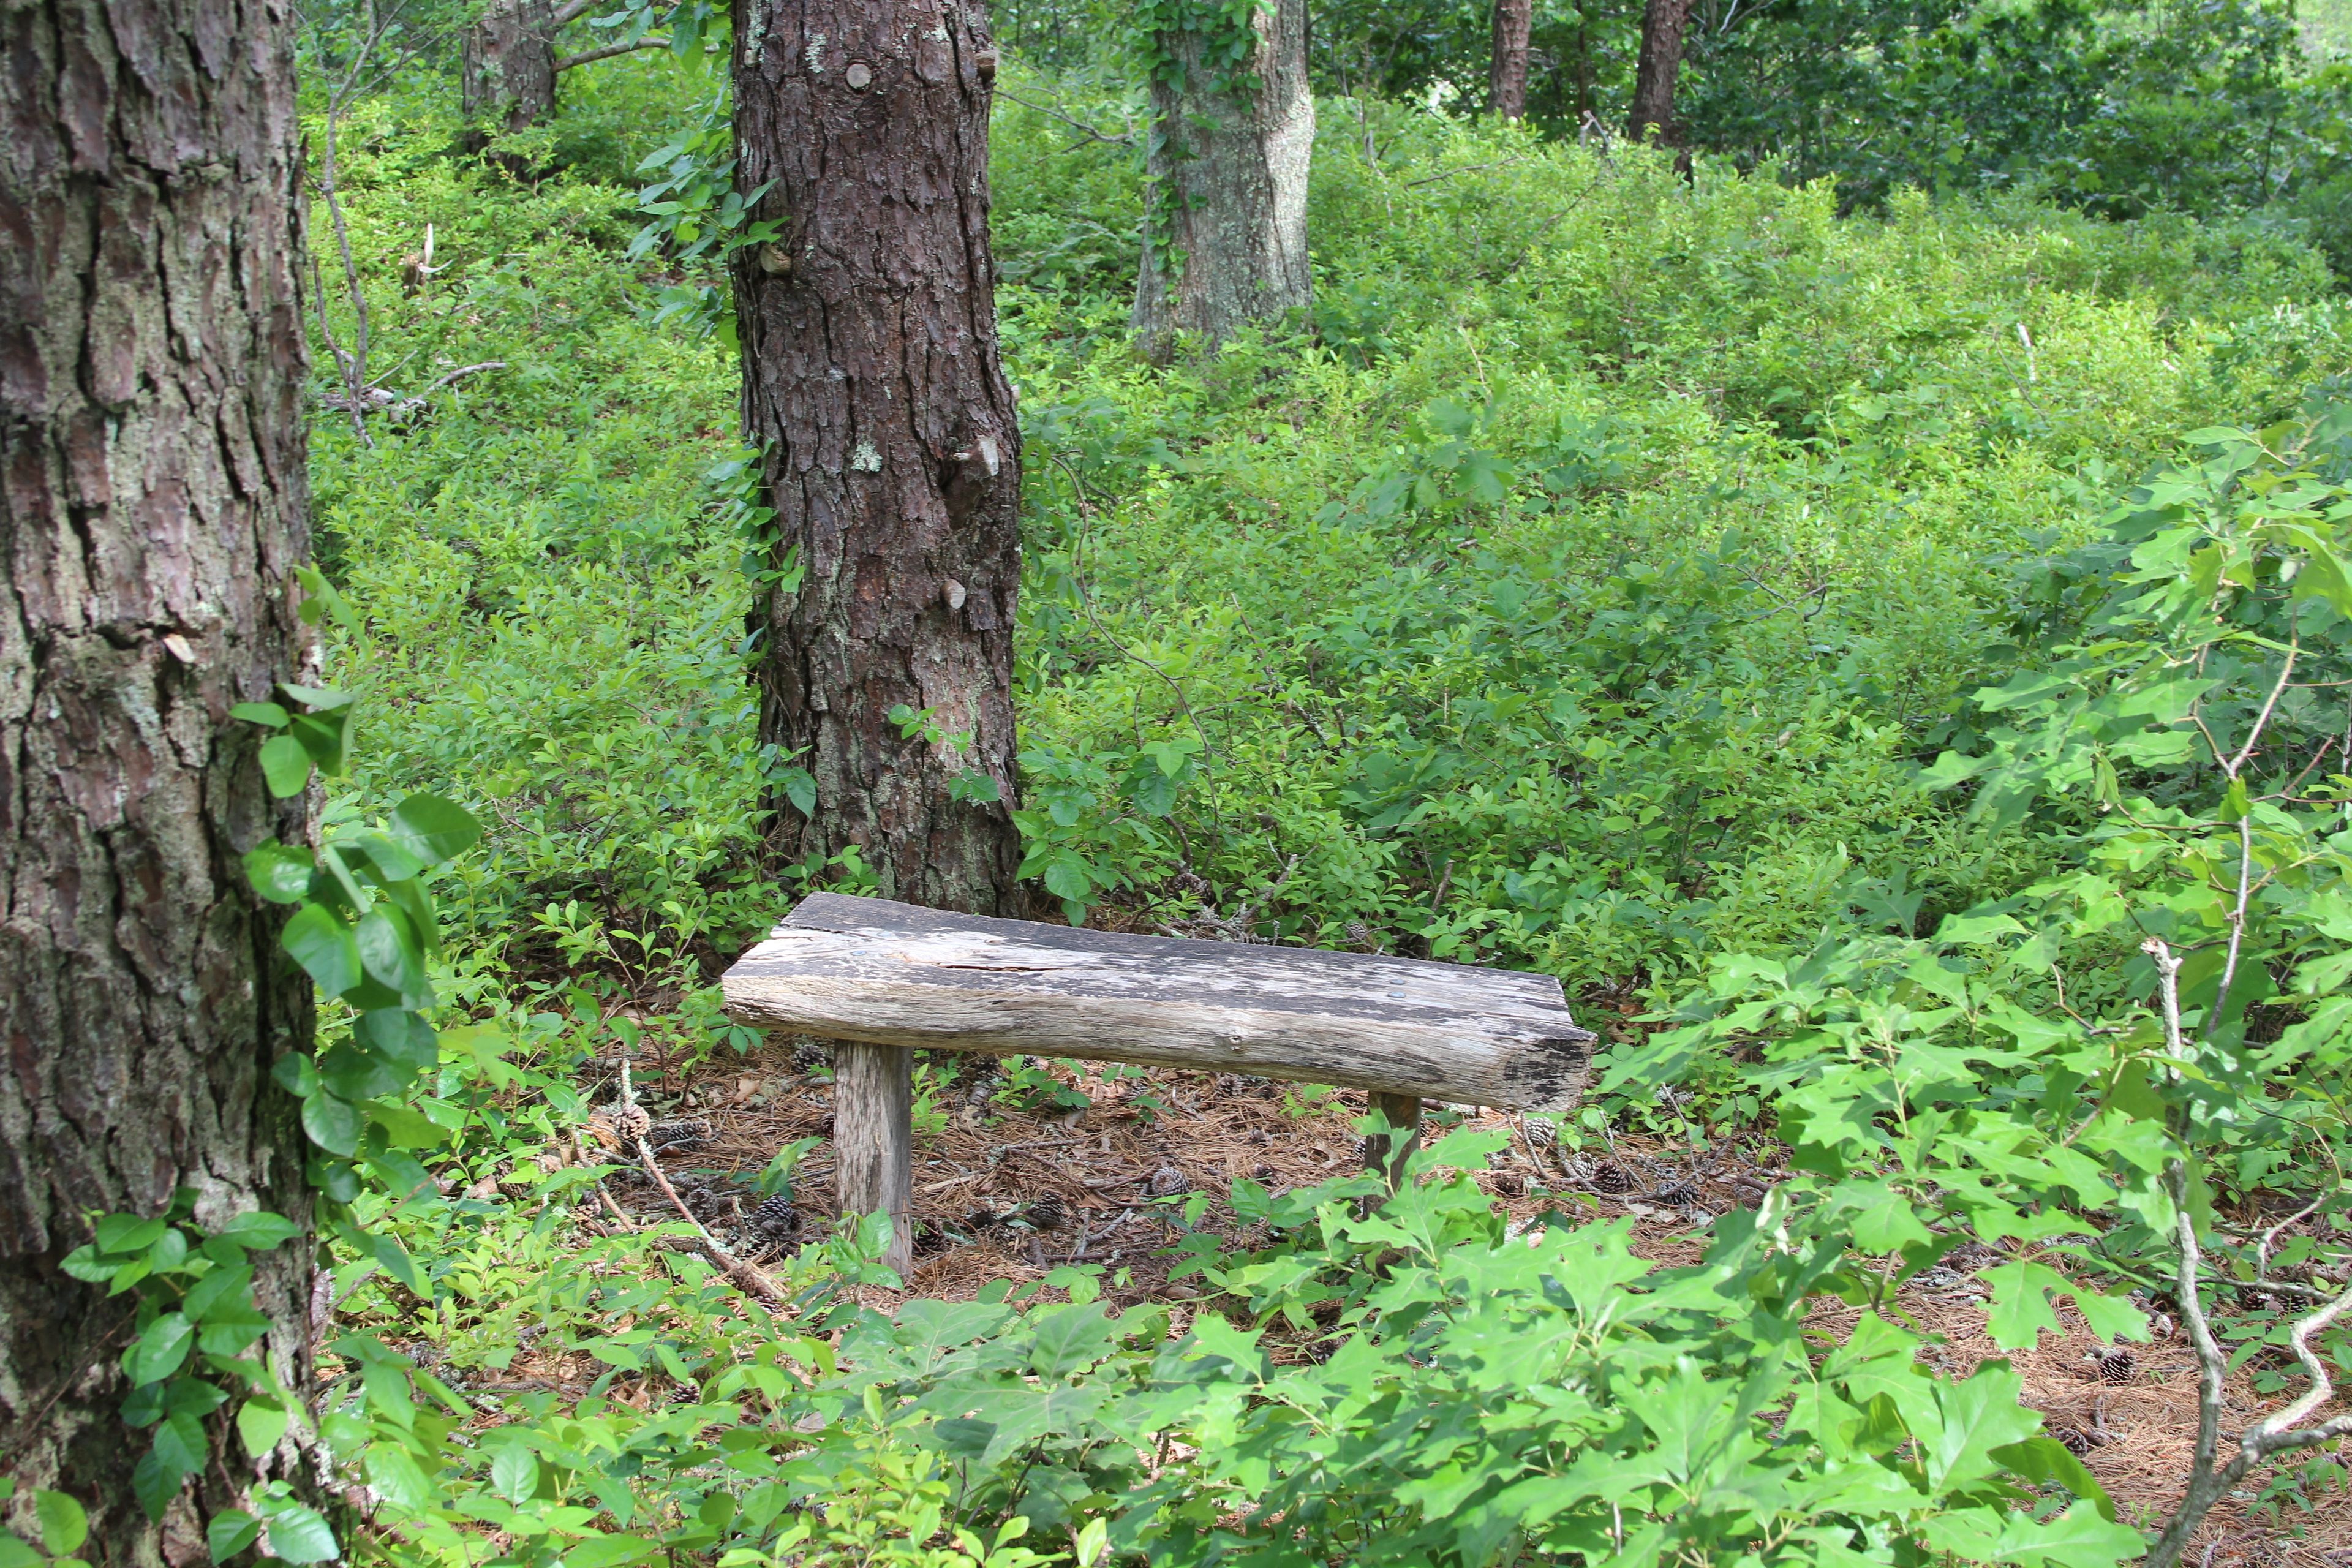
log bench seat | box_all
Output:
[720,892,1596,1268]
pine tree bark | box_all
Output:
[733,0,1024,918]
[461,0,560,147]
[1628,0,1697,143]
[1133,0,1314,358]
[1490,0,1532,120]
[1,0,317,1555]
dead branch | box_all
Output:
[618,1060,787,1306]
[554,36,671,72]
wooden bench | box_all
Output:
[720,892,1596,1270]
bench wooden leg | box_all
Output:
[832,1041,913,1275]
[1365,1091,1423,1191]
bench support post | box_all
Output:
[832,1041,913,1275]
[1364,1090,1423,1190]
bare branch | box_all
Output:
[549,0,601,24]
[2146,1156,2352,1568]
[554,36,670,72]
[994,88,1137,148]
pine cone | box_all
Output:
[1027,1191,1067,1231]
[752,1194,800,1237]
[2052,1425,2094,1456]
[2093,1346,2136,1384]
[611,1104,652,1143]
[1147,1164,1189,1197]
[1592,1162,1633,1194]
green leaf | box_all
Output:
[94,1214,167,1255]
[129,1449,177,1523]
[238,1398,291,1461]
[491,1444,540,1504]
[35,1490,88,1554]
[123,1313,195,1386]
[363,1441,432,1511]
[181,1262,253,1323]
[1981,1261,2069,1349]
[151,1409,208,1478]
[1027,1303,1117,1379]
[282,904,360,997]
[1991,1435,2117,1521]
[0,1536,44,1568]
[355,1009,439,1075]
[272,1053,319,1098]
[277,682,353,711]
[259,734,313,797]
[254,1496,337,1564]
[293,566,356,631]
[206,1510,262,1561]
[777,767,817,816]
[2071,1285,2152,1344]
[302,1091,364,1158]
[355,907,429,1008]
[385,793,481,866]
[243,841,315,904]
[228,701,291,729]
[214,1211,302,1252]
[288,709,350,775]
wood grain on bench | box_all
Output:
[723,893,1597,1112]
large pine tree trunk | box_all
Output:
[462,0,560,146]
[1490,0,1533,120]
[733,0,1024,919]
[0,0,317,1553]
[1628,0,1697,142]
[1133,0,1314,358]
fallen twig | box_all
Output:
[619,1061,786,1306]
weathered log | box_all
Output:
[723,894,1595,1112]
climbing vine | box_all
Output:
[2,570,482,1563]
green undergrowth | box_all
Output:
[320,68,2352,1009]
[236,55,2352,1568]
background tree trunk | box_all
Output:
[462,0,560,146]
[0,0,316,1552]
[1628,0,1696,142]
[1133,0,1315,358]
[733,0,1024,919]
[1490,0,1532,119]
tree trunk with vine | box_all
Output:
[1133,0,1315,358]
[733,0,1025,918]
[0,0,318,1553]
[1490,0,1532,119]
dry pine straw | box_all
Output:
[555,1040,2352,1563]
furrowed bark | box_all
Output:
[1133,0,1314,358]
[1490,0,1532,121]
[1628,0,1695,143]
[733,0,1024,917]
[0,0,316,1554]
[461,0,559,148]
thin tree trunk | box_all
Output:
[1628,0,1697,143]
[0,0,317,1553]
[1133,0,1315,358]
[462,0,559,147]
[1490,0,1532,120]
[734,0,1024,918]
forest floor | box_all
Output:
[547,1031,2352,1564]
